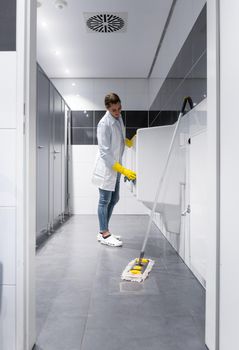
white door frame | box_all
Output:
[16,1,222,349]
[16,0,37,349]
[206,0,220,349]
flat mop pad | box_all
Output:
[121,258,154,283]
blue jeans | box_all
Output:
[98,179,120,232]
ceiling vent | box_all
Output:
[84,12,127,33]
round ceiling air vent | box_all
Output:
[86,14,125,33]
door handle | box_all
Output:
[38,145,45,149]
[53,150,61,154]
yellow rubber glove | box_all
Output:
[112,162,136,180]
[125,138,133,148]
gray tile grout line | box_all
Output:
[36,234,100,345]
[36,215,206,348]
[79,242,104,350]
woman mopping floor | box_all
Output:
[92,92,136,247]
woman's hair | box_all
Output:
[104,93,121,108]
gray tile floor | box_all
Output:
[36,215,207,350]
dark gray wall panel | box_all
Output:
[150,5,207,116]
[0,0,16,51]
[71,110,143,145]
[71,128,94,145]
[149,111,178,127]
[126,111,148,128]
[72,110,93,127]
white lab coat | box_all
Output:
[92,111,125,191]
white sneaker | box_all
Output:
[97,233,121,241]
[100,234,123,247]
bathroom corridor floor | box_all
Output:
[35,215,207,350]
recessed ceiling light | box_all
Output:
[54,50,60,56]
[65,69,70,74]
[54,0,68,10]
[72,82,76,86]
[41,21,47,28]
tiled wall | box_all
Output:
[71,109,182,144]
[70,145,147,215]
[0,2,17,347]
[149,4,207,121]
[149,0,206,106]
[71,110,149,144]
[0,134,16,350]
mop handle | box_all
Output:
[139,97,193,261]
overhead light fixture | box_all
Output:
[41,21,47,28]
[54,50,60,56]
[72,82,76,86]
[54,0,68,10]
[65,69,70,74]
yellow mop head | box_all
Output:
[121,258,154,283]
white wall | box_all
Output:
[0,1,36,350]
[0,38,20,350]
[51,78,149,110]
[148,0,206,107]
[70,145,147,215]
[0,59,17,345]
[219,1,239,349]
[206,1,220,349]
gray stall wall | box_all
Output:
[36,65,70,241]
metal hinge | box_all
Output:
[181,205,191,216]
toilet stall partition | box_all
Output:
[36,66,71,240]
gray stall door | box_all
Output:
[36,70,50,236]
[61,103,68,215]
[52,89,65,221]
[64,107,71,214]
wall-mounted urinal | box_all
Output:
[136,123,187,235]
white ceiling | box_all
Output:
[37,0,174,78]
